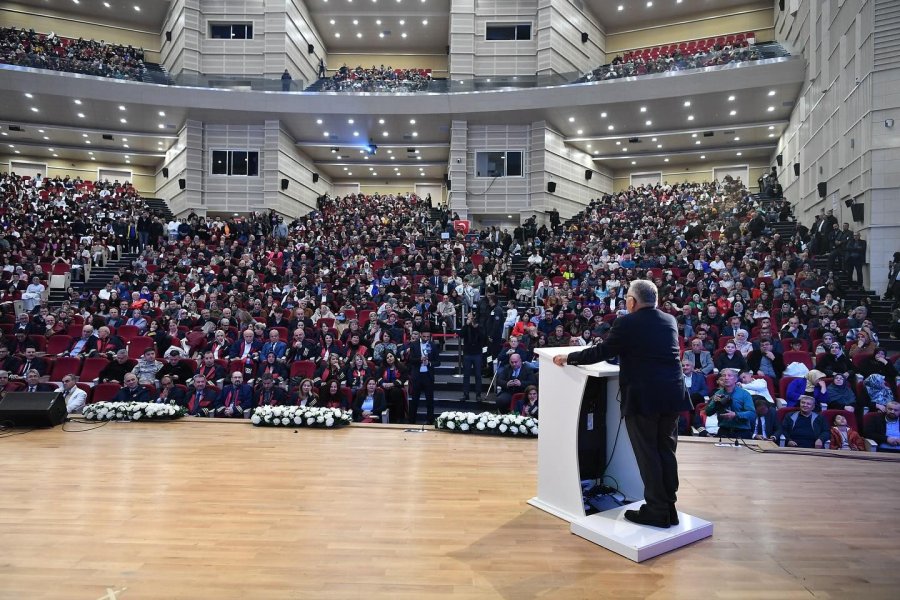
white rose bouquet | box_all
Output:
[434,411,538,437]
[251,405,352,428]
[82,401,186,421]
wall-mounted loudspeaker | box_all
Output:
[850,203,864,223]
[776,154,783,167]
[793,162,800,177]
[779,0,785,10]
[817,182,827,198]
[162,167,169,178]
[547,182,556,193]
[446,179,451,191]
[307,43,314,54]
[312,173,319,183]
[581,32,589,44]
[178,178,186,190]
[584,169,592,180]
[281,178,289,190]
[166,31,172,42]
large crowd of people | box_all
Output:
[315,64,433,92]
[0,27,146,80]
[0,170,897,448]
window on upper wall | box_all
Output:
[209,23,254,40]
[211,150,259,176]
[485,23,532,41]
[475,151,523,178]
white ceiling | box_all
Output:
[8,0,170,31]
[584,0,771,34]
[305,0,451,53]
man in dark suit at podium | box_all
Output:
[554,280,691,528]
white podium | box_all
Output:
[529,347,712,562]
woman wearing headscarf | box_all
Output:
[733,329,753,358]
[815,341,854,379]
[785,369,828,408]
[826,373,856,411]
[864,373,896,412]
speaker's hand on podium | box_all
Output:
[552,355,567,366]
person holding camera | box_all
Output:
[705,369,755,439]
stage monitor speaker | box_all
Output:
[547,182,556,193]
[166,31,172,42]
[817,182,827,198]
[312,173,319,183]
[850,203,864,222]
[581,32,589,44]
[584,169,593,180]
[162,167,169,178]
[793,162,800,177]
[280,178,289,190]
[307,43,314,54]
[178,178,186,190]
[776,154,783,167]
[0,392,66,427]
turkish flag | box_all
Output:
[453,220,470,235]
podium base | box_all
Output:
[571,502,713,562]
[527,497,583,523]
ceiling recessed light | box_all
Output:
[736,152,743,156]
[30,107,38,112]
[657,144,662,148]
[353,19,358,25]
[728,95,736,101]
[158,124,165,129]
[376,19,382,25]
[347,172,352,175]
[82,134,88,137]
[335,32,341,38]
[422,19,428,25]
[38,129,44,133]
[401,32,407,38]
[330,19,335,24]
[695,140,701,145]
[123,144,129,148]
[13,150,20,154]
[768,125,775,130]
[323,131,330,137]
[651,137,657,142]
[587,144,592,148]
[700,155,705,159]
[617,4,624,10]
[158,111,165,117]
[43,136,49,140]
[77,113,85,118]
[399,19,405,25]
[391,155,396,160]
[90,157,95,160]
[412,132,418,137]
[729,110,737,116]
[417,156,422,160]
[85,141,91,144]
[646,1,653,6]
[383,131,389,136]
[593,150,599,155]
[120,118,127,123]
[768,90,776,96]
[769,133,775,137]
[122,138,127,142]
[600,112,607,118]
[645,120,652,126]
[616,141,621,145]
[134,5,140,11]
[622,147,628,152]
[734,136,740,141]
[74,99,82,105]
[348,118,354,124]
[692,133,697,138]
[767,106,775,112]
[316,119,323,125]
[608,125,614,130]
[387,150,392,154]
[24,93,33,98]
[52,154,58,157]
[664,158,669,162]
[639,106,646,113]
[359,150,365,154]
[568,116,575,122]
[378,118,385,124]
[687,115,694,121]
[343,167,348,171]
[353,131,359,136]
[410,119,416,124]
[356,32,362,38]
[683,101,691,107]
[576,129,583,134]
[379,33,385,38]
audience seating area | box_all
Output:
[309,65,435,92]
[0,27,147,80]
[0,170,897,444]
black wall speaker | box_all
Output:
[307,43,314,54]
[776,154,783,167]
[793,162,800,177]
[166,31,172,42]
[817,182,827,198]
[312,173,319,183]
[281,178,289,190]
[850,203,864,223]
[779,0,785,10]
[547,182,556,193]
[446,178,451,191]
[162,167,169,178]
[581,32,589,44]
[178,178,186,190]
[0,392,66,427]
[584,169,593,180]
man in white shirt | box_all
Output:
[59,375,87,414]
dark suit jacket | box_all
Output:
[751,407,781,439]
[747,349,785,378]
[254,386,289,407]
[215,383,254,414]
[684,371,709,397]
[181,386,218,416]
[407,341,441,381]
[566,307,691,416]
[112,385,151,403]
[66,335,100,356]
[866,413,898,446]
[23,383,57,393]
[352,389,386,421]
[497,363,537,396]
[90,335,126,356]
[15,357,48,377]
[228,339,263,360]
[156,386,187,406]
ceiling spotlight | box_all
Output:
[639,106,647,113]
[379,33,385,38]
[568,116,575,122]
[695,140,701,145]
[119,105,127,111]
[376,19,382,25]
[348,118,355,124]
[323,131,330,137]
[683,101,691,107]
[401,32,407,38]
[383,131,389,136]
[422,19,428,25]
[736,152,743,156]
[24,92,34,98]
[576,129,583,134]
[617,4,623,10]
[158,111,165,117]
[616,141,621,145]
[767,106,775,112]
[607,125,614,130]
[53,154,58,157]
[356,32,362,38]
[729,110,737,116]
[85,140,91,144]
[664,158,669,162]
[645,120,652,126]
[353,19,358,25]
[700,155,706,159]
[120,118,127,123]
[768,90,776,96]
[330,19,335,25]
[30,107,39,112]
[600,112,607,118]
[692,133,697,138]
[734,136,741,141]
[134,5,140,11]
[646,1,653,6]
[657,144,662,148]
[412,132,418,137]
[378,119,385,125]
[335,33,341,38]
[728,95,735,101]
[687,115,694,121]
[74,99,82,105]
[353,131,359,136]
[43,136,49,140]
[158,124,165,128]
[769,133,775,137]
[82,134,88,137]
[78,113,85,118]
[631,160,637,165]
[410,119,416,124]
[768,125,775,130]
[316,119,323,124]
[399,19,405,25]
[651,137,657,142]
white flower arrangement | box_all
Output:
[251,405,352,428]
[82,401,186,421]
[434,411,538,437]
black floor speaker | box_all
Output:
[0,391,67,427]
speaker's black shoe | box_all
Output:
[669,505,679,526]
[624,508,670,528]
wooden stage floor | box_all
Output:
[1,420,899,600]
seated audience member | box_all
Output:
[496,336,534,368]
[132,347,162,386]
[733,329,753,357]
[21,369,54,393]
[155,375,186,405]
[714,341,747,373]
[786,369,828,409]
[738,371,775,405]
[750,397,780,441]
[113,373,151,403]
[319,379,347,409]
[816,341,853,379]
[352,377,385,423]
[782,395,829,448]
[0,346,19,374]
[91,326,125,357]
[515,385,539,418]
[64,325,99,357]
[260,329,287,361]
[747,339,785,381]
[496,353,537,413]
[864,373,896,412]
[829,413,866,451]
[183,374,218,417]
[97,349,136,383]
[344,353,373,397]
[293,378,318,407]
[682,359,709,405]
[229,328,262,361]
[683,337,714,375]
[313,354,346,388]
[705,369,755,438]
[376,351,407,422]
[156,350,193,385]
[256,351,289,384]
[58,374,87,414]
[193,351,226,385]
[254,373,289,407]
[10,347,48,380]
[126,309,148,334]
[215,371,253,418]
[858,348,898,386]
[826,373,856,411]
[866,401,900,452]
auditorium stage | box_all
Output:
[1,421,899,600]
